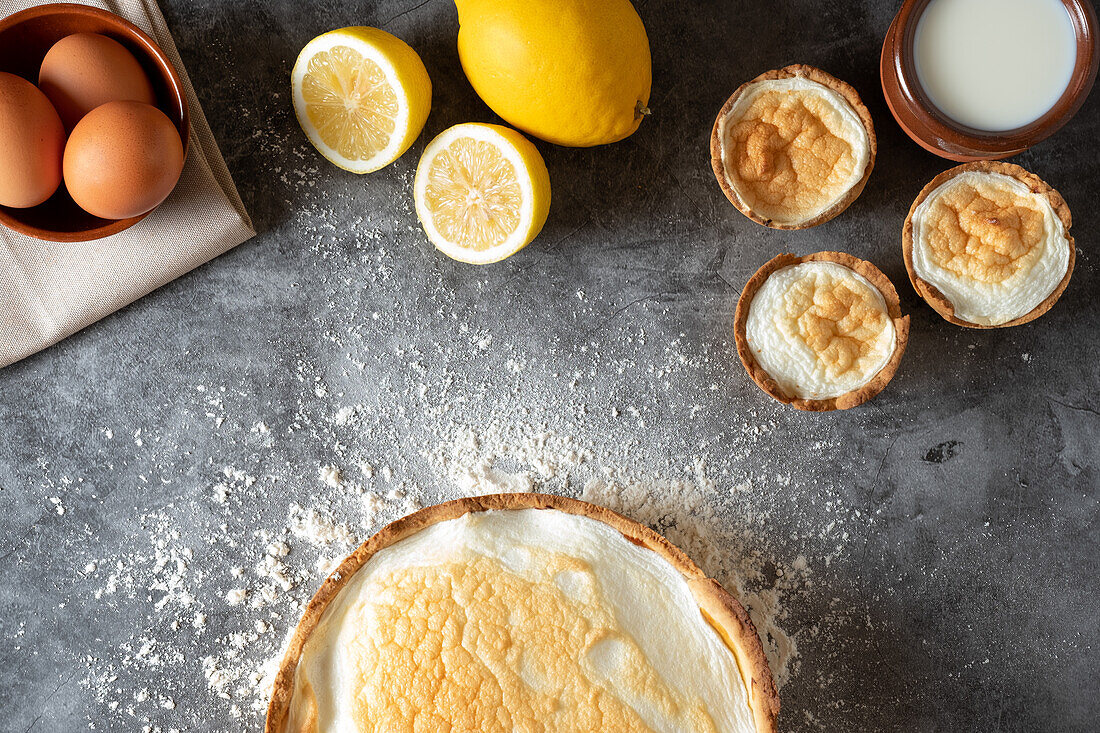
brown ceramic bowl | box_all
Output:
[881,0,1098,162]
[0,3,189,242]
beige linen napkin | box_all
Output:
[0,0,255,368]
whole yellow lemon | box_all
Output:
[455,0,651,147]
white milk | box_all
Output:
[914,0,1077,131]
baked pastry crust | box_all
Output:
[710,64,877,229]
[265,493,780,733]
[902,161,1075,329]
[734,251,910,412]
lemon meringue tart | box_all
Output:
[903,162,1075,328]
[735,252,909,412]
[265,494,779,733]
[710,65,876,229]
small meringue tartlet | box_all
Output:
[903,162,1074,328]
[735,252,909,411]
[710,65,876,229]
[266,494,780,733]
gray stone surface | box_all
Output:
[1,0,1098,730]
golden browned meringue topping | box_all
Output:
[920,176,1046,284]
[346,555,715,731]
[746,262,895,399]
[286,509,759,733]
[793,279,887,376]
[720,79,870,226]
[910,170,1070,326]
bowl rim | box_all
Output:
[0,2,190,243]
[881,0,1099,161]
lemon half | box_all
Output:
[291,27,431,173]
[414,123,551,265]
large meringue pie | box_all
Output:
[710,65,876,229]
[735,252,909,411]
[265,494,779,733]
[903,162,1074,328]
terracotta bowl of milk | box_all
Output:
[882,0,1098,161]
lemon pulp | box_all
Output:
[423,137,523,251]
[292,27,431,173]
[301,45,398,163]
[414,123,550,265]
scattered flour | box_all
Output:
[318,465,343,488]
[77,419,830,730]
[63,243,868,733]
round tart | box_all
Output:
[265,493,779,733]
[735,252,909,412]
[903,162,1074,328]
[710,65,876,229]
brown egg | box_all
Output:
[63,100,185,220]
[39,32,156,130]
[0,71,65,209]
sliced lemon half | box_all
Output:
[291,27,431,174]
[414,123,551,264]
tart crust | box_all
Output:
[710,64,877,229]
[265,493,780,733]
[902,161,1075,329]
[734,251,910,412]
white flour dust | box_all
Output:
[44,307,877,733]
[74,411,835,733]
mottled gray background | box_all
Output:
[1,0,1098,731]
